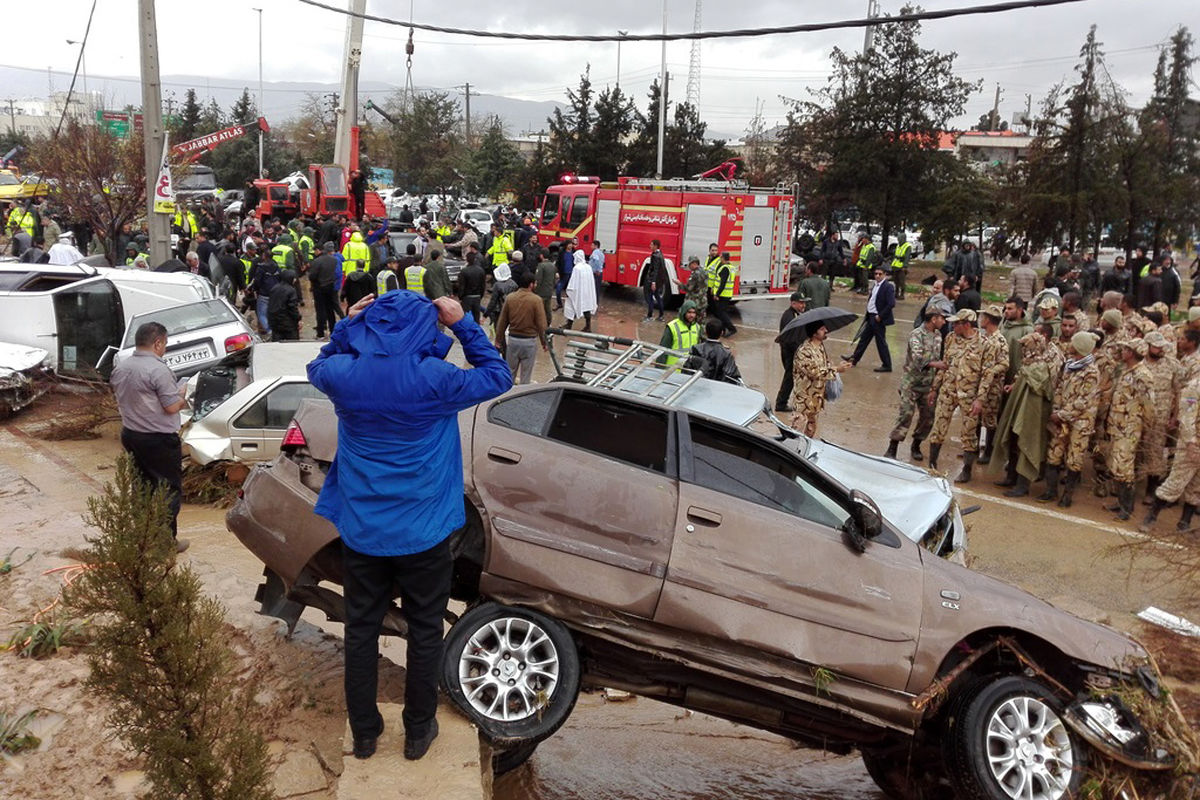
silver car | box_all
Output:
[182,341,326,465]
[112,298,257,378]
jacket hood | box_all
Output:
[573,249,587,267]
[278,233,294,245]
[338,290,452,360]
[278,269,297,286]
[679,299,698,319]
[350,231,364,243]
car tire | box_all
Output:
[944,675,1086,800]
[861,744,954,800]
[491,740,538,775]
[441,602,580,747]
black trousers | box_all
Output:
[712,297,736,335]
[461,294,483,323]
[851,315,892,369]
[312,284,339,336]
[775,344,798,410]
[120,428,182,538]
[342,538,452,741]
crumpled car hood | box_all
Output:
[792,437,953,543]
[0,342,50,374]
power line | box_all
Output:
[294,0,1090,42]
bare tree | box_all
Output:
[31,121,147,265]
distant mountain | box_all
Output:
[0,67,564,136]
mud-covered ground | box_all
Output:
[1,264,1197,800]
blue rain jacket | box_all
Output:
[308,291,512,555]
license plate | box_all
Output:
[165,344,214,368]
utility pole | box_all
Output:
[616,31,628,90]
[1023,93,1033,132]
[457,82,472,144]
[991,83,1002,131]
[5,100,15,136]
[655,0,668,178]
[863,0,879,55]
[253,8,264,176]
[137,0,170,263]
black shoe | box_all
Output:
[724,328,737,337]
[656,315,664,321]
[840,354,854,362]
[1003,478,1030,497]
[873,367,892,373]
[353,718,384,760]
[910,439,924,462]
[404,719,439,761]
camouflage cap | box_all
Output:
[1145,330,1168,348]
[1123,338,1148,357]
[1190,306,1200,323]
[1038,294,1061,309]
[951,308,978,324]
[1101,309,1124,328]
[982,303,1004,320]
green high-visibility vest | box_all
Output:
[341,240,371,273]
[717,262,736,298]
[664,318,700,365]
[891,241,912,268]
[857,242,877,270]
[271,244,294,268]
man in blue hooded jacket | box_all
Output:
[308,290,512,761]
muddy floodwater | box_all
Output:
[495,694,884,800]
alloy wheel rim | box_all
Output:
[458,616,560,722]
[985,695,1076,800]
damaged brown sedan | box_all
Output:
[227,381,1181,796]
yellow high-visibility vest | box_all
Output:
[405,265,427,295]
[341,240,371,273]
[891,241,912,269]
[665,318,700,365]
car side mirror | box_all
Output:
[844,489,884,553]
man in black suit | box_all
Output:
[845,266,896,372]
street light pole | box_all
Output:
[616,30,628,91]
[66,39,89,115]
[655,2,667,178]
[253,7,264,177]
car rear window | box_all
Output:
[123,299,238,347]
[688,420,849,530]
[548,392,668,473]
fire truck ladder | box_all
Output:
[544,329,705,407]
[617,177,746,194]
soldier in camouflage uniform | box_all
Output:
[683,256,710,321]
[1091,309,1132,485]
[976,305,1013,467]
[1106,339,1156,521]
[927,309,987,482]
[1038,331,1101,507]
[885,308,947,461]
[1178,328,1200,386]
[1140,330,1182,499]
[791,322,852,438]
[1053,314,1079,360]
[1142,368,1200,532]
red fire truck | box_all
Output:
[536,174,798,300]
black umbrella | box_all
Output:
[776,306,858,343]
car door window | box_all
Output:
[567,195,590,226]
[548,392,669,473]
[687,419,849,530]
[487,389,558,436]
[234,383,326,429]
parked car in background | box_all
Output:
[386,231,466,285]
[456,208,494,236]
[182,341,325,466]
[0,260,214,377]
[227,370,1176,798]
[110,298,256,378]
[0,342,51,416]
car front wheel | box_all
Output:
[945,675,1086,800]
[441,602,580,746]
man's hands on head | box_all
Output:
[433,296,465,327]
[347,294,375,318]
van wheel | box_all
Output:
[944,675,1086,800]
[441,602,580,746]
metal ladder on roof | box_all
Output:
[544,328,706,407]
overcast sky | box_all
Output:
[3,0,1195,138]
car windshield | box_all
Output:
[176,171,217,191]
[122,299,237,347]
[0,173,18,186]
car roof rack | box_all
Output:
[545,328,707,407]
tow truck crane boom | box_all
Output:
[171,118,270,165]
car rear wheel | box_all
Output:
[441,602,580,746]
[945,675,1086,800]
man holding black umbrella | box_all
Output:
[844,266,896,372]
[779,306,857,437]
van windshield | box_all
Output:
[176,170,217,191]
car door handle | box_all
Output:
[240,443,258,451]
[487,446,521,465]
[686,506,722,526]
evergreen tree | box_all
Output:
[588,86,634,178]
[547,68,595,175]
[1142,27,1197,257]
[776,4,976,247]
[388,90,464,195]
[469,116,523,198]
[176,88,202,142]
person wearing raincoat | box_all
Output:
[563,249,597,331]
[308,291,512,762]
